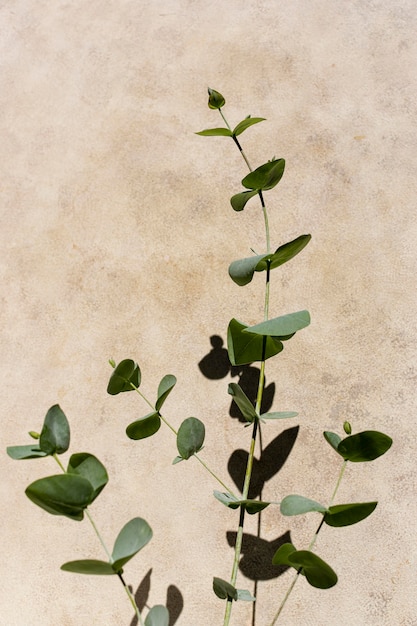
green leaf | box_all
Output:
[228,253,271,286]
[213,491,269,514]
[25,474,94,521]
[241,159,285,191]
[195,127,233,137]
[67,453,108,503]
[172,455,183,465]
[208,88,225,109]
[244,310,311,337]
[176,417,205,460]
[232,117,266,137]
[126,413,161,440]
[268,235,312,270]
[236,589,256,602]
[288,550,338,589]
[61,559,115,575]
[107,359,141,395]
[272,542,297,567]
[155,375,177,411]
[112,517,153,572]
[228,383,258,422]
[325,502,378,527]
[280,495,328,516]
[145,605,170,626]
[323,431,342,452]
[213,577,238,601]
[39,405,70,455]
[244,500,271,514]
[227,318,284,366]
[213,491,240,509]
[337,430,392,462]
[230,189,259,212]
[6,444,47,460]
[260,411,298,420]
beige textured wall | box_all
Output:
[1,2,416,625]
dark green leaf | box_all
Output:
[176,417,205,460]
[107,359,141,395]
[195,127,233,137]
[272,542,297,567]
[25,474,94,521]
[233,117,266,137]
[39,405,70,455]
[244,500,270,514]
[267,235,312,270]
[67,453,108,503]
[337,430,392,462]
[213,577,238,601]
[280,495,327,516]
[61,559,115,575]
[208,88,225,109]
[213,491,269,514]
[260,411,298,420]
[242,159,285,191]
[323,431,342,452]
[288,550,338,589]
[126,413,161,440]
[228,383,258,422]
[155,375,177,411]
[324,502,378,527]
[227,318,283,366]
[244,310,310,337]
[230,190,259,212]
[112,517,153,572]
[7,444,47,460]
[145,605,170,626]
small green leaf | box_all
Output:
[39,405,70,455]
[213,491,240,509]
[208,88,225,109]
[126,413,161,440]
[230,189,259,212]
[195,127,233,137]
[176,417,205,460]
[172,455,183,465]
[155,375,177,411]
[323,431,342,452]
[236,589,256,601]
[244,310,310,337]
[241,159,285,191]
[228,383,258,423]
[260,411,298,420]
[244,500,270,514]
[267,235,312,271]
[324,502,378,527]
[232,117,266,137]
[343,421,352,434]
[61,559,115,575]
[7,444,47,460]
[280,495,328,516]
[228,253,271,286]
[227,318,284,365]
[112,517,153,572]
[288,550,338,589]
[213,492,269,514]
[337,430,392,462]
[272,542,297,567]
[67,453,108,503]
[213,577,238,601]
[107,359,141,395]
[145,605,170,626]
[25,474,94,521]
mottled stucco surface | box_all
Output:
[1,2,416,625]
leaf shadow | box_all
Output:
[226,530,291,580]
[129,568,183,626]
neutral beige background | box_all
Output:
[1,1,416,625]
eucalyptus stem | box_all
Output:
[269,460,348,625]
[118,571,145,626]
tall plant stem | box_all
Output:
[52,453,145,625]
[269,460,348,625]
[220,108,272,626]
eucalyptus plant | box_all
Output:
[7,89,392,626]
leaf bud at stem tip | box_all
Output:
[343,421,352,435]
[108,358,116,368]
[29,431,40,440]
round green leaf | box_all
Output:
[145,605,169,626]
[272,542,297,567]
[241,159,285,191]
[112,517,153,572]
[325,502,378,527]
[67,453,108,502]
[25,474,94,521]
[213,577,238,601]
[280,495,327,516]
[61,559,115,575]
[7,444,47,460]
[323,431,342,453]
[107,359,141,395]
[288,550,338,589]
[230,189,259,212]
[227,318,283,366]
[39,404,70,455]
[126,413,161,440]
[177,417,205,460]
[337,430,392,462]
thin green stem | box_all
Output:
[118,572,145,626]
[193,453,237,497]
[269,460,349,625]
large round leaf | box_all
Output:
[145,605,169,626]
[25,474,94,521]
[111,517,153,572]
[227,318,283,365]
[337,431,392,462]
[67,453,108,502]
[126,413,161,440]
[176,417,205,460]
[241,159,285,191]
[288,550,338,589]
[107,359,141,395]
[39,405,70,455]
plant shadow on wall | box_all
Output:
[6,89,392,626]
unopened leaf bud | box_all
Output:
[29,431,40,440]
[208,88,225,110]
[343,421,352,435]
[109,358,116,368]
